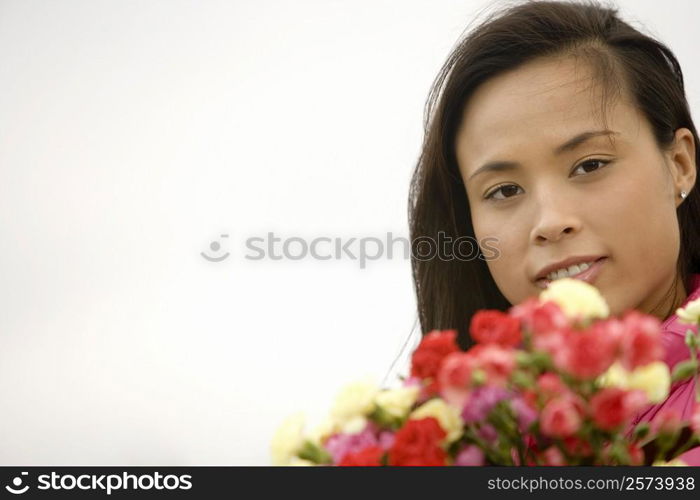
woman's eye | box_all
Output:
[484,158,611,202]
[571,158,611,176]
[484,184,523,201]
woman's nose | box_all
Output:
[533,224,578,243]
[529,196,583,244]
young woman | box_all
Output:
[407,0,700,463]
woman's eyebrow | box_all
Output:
[468,129,620,181]
[554,129,619,155]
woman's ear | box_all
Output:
[666,127,697,207]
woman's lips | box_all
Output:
[535,257,608,289]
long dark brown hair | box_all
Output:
[408,0,700,350]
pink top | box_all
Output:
[625,272,700,465]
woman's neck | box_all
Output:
[646,272,688,323]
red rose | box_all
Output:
[410,330,460,394]
[338,445,384,466]
[388,417,447,466]
[590,388,647,431]
[563,436,593,457]
[619,310,664,370]
[557,324,618,379]
[470,310,522,347]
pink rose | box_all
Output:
[509,298,569,334]
[468,344,517,386]
[532,327,568,361]
[540,397,584,438]
[619,310,664,370]
[536,373,569,402]
[542,446,566,466]
[437,352,476,408]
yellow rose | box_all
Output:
[375,386,420,418]
[270,412,306,465]
[539,278,609,321]
[626,361,671,404]
[597,361,629,388]
[597,361,670,404]
[676,297,700,325]
[330,378,380,422]
[410,399,463,444]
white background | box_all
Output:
[0,0,698,465]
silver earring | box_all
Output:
[681,191,688,199]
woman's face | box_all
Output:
[455,56,696,318]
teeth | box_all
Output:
[546,261,594,281]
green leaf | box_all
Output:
[515,351,532,368]
[368,405,403,430]
[530,350,553,371]
[671,359,699,382]
[632,422,650,441]
[297,440,332,464]
[511,370,535,389]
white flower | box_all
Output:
[539,278,609,321]
[340,415,369,435]
[375,386,420,418]
[330,377,380,422]
[676,297,700,325]
[270,412,306,465]
[307,416,337,446]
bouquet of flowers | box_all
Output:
[270,278,700,466]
